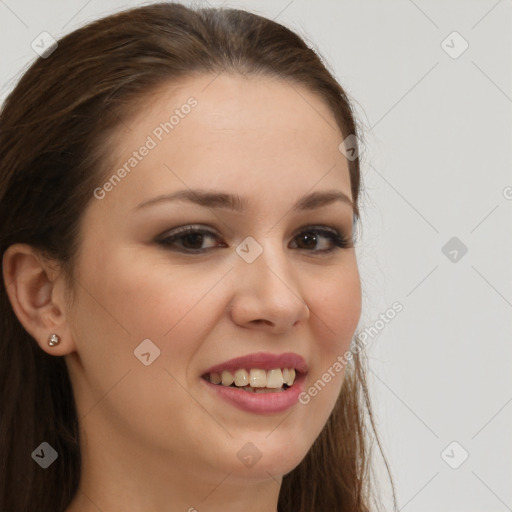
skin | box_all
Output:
[3,73,361,511]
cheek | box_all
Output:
[311,262,362,350]
[80,245,204,334]
[67,251,232,452]
[76,250,233,371]
[303,263,361,406]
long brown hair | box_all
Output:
[0,3,397,511]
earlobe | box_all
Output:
[2,243,74,355]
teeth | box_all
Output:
[221,370,234,386]
[241,386,286,393]
[266,369,284,388]
[234,369,249,387]
[284,368,295,386]
[250,369,267,387]
[210,372,222,385]
[207,368,297,388]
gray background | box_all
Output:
[1,1,511,510]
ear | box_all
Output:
[2,243,76,356]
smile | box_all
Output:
[202,367,297,392]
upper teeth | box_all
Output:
[208,368,296,388]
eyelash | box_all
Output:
[156,224,353,255]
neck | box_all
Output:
[64,411,282,512]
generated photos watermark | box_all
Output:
[93,96,198,200]
[298,301,403,404]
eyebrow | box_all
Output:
[135,188,354,213]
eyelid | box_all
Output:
[156,224,219,241]
[157,223,350,241]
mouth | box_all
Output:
[201,367,299,393]
[200,351,307,393]
[200,352,308,414]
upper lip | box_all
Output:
[201,352,308,376]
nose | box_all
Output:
[227,238,310,333]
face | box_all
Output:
[64,73,361,485]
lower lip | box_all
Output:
[201,373,306,414]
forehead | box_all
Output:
[96,72,352,213]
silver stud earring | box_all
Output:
[48,333,61,347]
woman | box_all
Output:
[0,3,397,511]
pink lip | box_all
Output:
[201,351,308,375]
[201,371,307,414]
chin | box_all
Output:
[228,437,310,480]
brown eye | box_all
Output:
[289,226,352,253]
[295,232,318,250]
[179,232,206,250]
[157,226,224,253]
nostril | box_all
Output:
[252,319,271,326]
